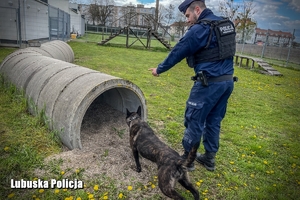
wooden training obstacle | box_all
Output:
[235,54,283,76]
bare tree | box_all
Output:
[86,0,115,26]
[161,4,175,36]
[88,3,99,25]
[236,0,256,43]
[219,0,239,21]
[157,4,165,25]
[97,0,115,26]
[219,0,256,43]
[174,12,188,37]
[164,4,175,26]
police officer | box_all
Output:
[149,0,236,171]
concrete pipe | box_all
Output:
[0,44,147,150]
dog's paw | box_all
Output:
[136,167,142,173]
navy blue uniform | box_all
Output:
[156,8,234,153]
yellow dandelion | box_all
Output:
[199,180,204,183]
[253,126,256,129]
[33,177,38,181]
[204,198,208,200]
[154,176,158,180]
[151,184,156,189]
[127,185,133,191]
[251,152,255,155]
[88,194,94,199]
[94,185,99,191]
[250,174,255,178]
[253,135,257,138]
[7,193,15,198]
[75,169,80,174]
[118,193,124,199]
[229,161,234,165]
[76,198,82,200]
[39,189,44,193]
[233,168,237,172]
[32,195,36,198]
[4,146,10,151]
[242,154,245,158]
[61,171,65,175]
[65,198,70,200]
[144,185,148,189]
[69,196,74,200]
[256,187,260,190]
[273,184,277,187]
[196,182,201,186]
[292,163,296,168]
[54,189,60,194]
[103,196,108,200]
[258,146,262,149]
[217,183,222,186]
[263,160,268,165]
[63,188,68,192]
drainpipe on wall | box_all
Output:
[17,0,22,47]
[23,0,27,47]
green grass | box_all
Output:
[0,42,300,199]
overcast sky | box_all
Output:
[79,0,300,42]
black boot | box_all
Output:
[195,152,216,171]
[181,151,195,171]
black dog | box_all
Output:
[126,106,199,200]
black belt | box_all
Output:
[191,72,238,86]
[207,75,235,82]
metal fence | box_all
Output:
[0,4,70,47]
[49,5,70,41]
[236,44,300,68]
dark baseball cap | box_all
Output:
[178,0,205,14]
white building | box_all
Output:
[0,0,84,47]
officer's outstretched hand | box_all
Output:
[148,68,159,77]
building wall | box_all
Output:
[0,0,49,42]
[23,0,49,40]
[48,0,69,12]
[0,2,19,41]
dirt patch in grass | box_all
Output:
[34,102,165,198]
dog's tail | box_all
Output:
[177,144,199,169]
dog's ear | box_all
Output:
[126,108,131,118]
[137,106,141,117]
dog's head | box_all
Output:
[126,106,142,127]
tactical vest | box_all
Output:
[187,17,236,67]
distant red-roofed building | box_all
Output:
[254,28,294,46]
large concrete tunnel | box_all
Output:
[0,40,147,150]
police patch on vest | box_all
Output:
[218,22,235,36]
